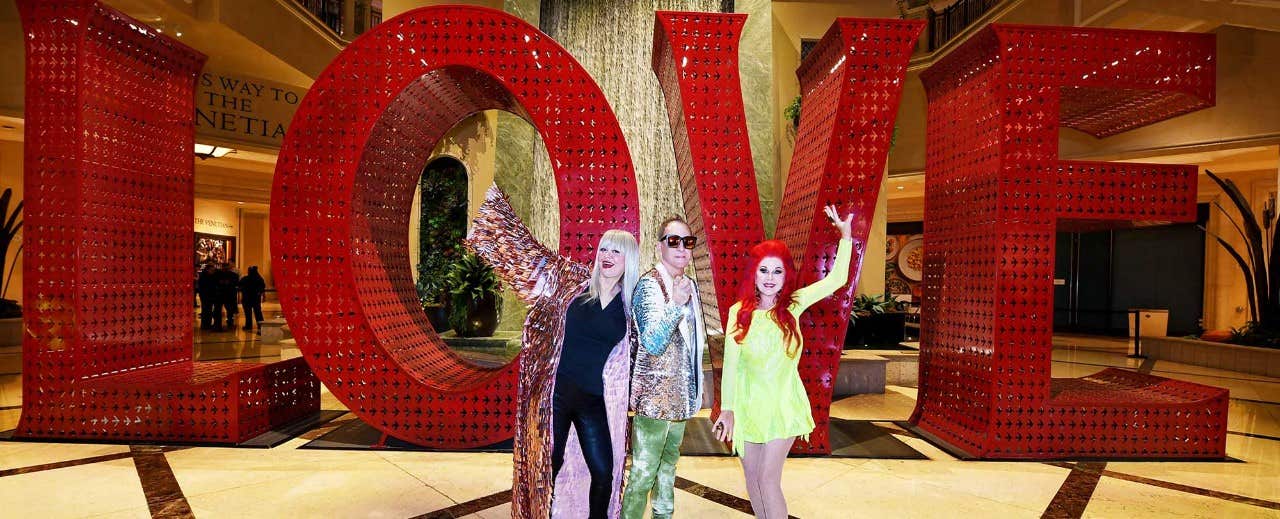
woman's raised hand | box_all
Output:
[824,204,854,241]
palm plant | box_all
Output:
[0,187,22,317]
[1199,169,1280,332]
[851,292,905,319]
[444,251,502,337]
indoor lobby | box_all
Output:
[1,1,1279,518]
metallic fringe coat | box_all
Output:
[467,186,635,518]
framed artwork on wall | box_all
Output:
[195,232,236,276]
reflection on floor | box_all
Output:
[1,330,1277,518]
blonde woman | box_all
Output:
[468,185,639,519]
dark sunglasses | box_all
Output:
[661,234,698,250]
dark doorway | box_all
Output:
[1054,204,1209,336]
[416,156,469,307]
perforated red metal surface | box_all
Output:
[652,12,765,328]
[909,24,1228,459]
[654,14,923,454]
[271,5,638,455]
[15,0,318,443]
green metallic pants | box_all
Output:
[622,415,686,519]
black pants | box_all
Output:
[551,378,612,519]
[219,300,237,327]
[200,295,222,329]
[242,301,263,329]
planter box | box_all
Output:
[878,351,920,387]
[834,352,888,396]
[1142,336,1280,378]
[0,317,20,347]
[259,318,292,345]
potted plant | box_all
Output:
[844,292,907,349]
[0,188,21,347]
[445,251,502,337]
[784,95,803,128]
[417,277,451,333]
[416,157,469,332]
[0,188,22,319]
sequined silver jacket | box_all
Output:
[630,267,707,421]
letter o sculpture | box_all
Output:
[272,6,639,448]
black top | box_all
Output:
[214,270,238,301]
[557,290,626,395]
[239,273,266,299]
[197,271,217,297]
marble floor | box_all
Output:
[0,330,1277,518]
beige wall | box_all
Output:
[0,140,21,302]
[216,0,342,80]
[772,14,799,196]
[444,111,499,221]
[887,75,926,176]
[860,173,888,297]
[239,210,271,289]
[194,199,240,237]
[0,1,21,118]
[195,160,274,205]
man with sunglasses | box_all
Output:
[622,216,707,519]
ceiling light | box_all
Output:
[194,143,234,160]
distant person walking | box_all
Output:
[215,262,239,331]
[239,266,267,332]
[197,264,218,330]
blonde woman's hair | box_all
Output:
[588,229,640,315]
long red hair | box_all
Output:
[731,240,802,357]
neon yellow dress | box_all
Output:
[720,238,853,450]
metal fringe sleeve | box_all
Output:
[468,185,592,517]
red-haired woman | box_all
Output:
[712,204,856,518]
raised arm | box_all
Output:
[792,205,858,313]
[632,277,687,355]
[792,238,856,312]
[466,185,586,304]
